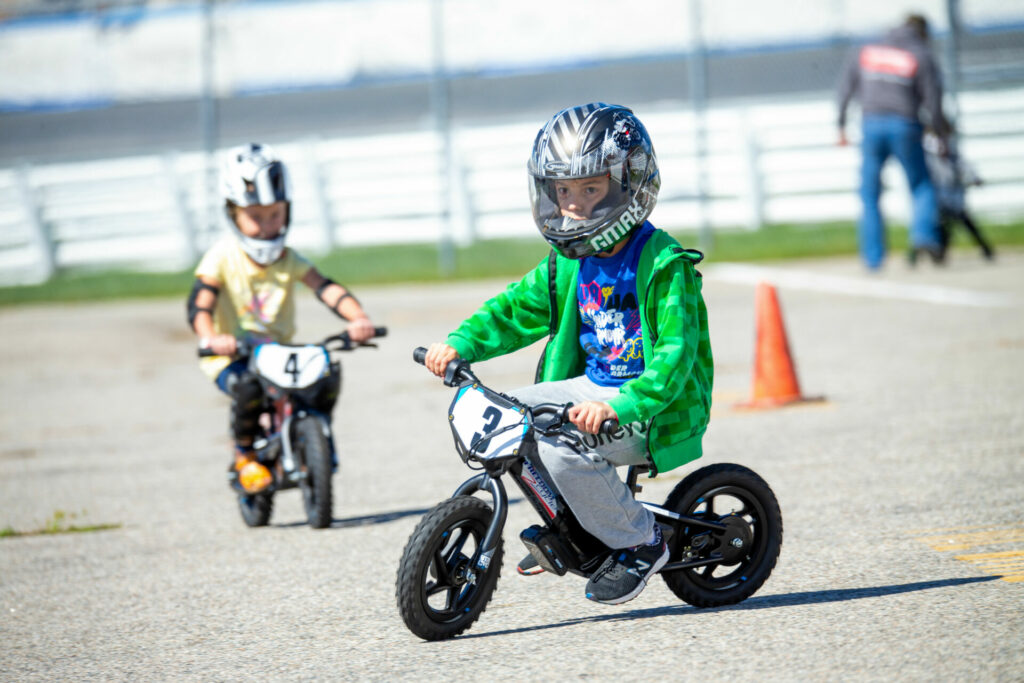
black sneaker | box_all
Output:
[517,553,545,576]
[585,526,669,605]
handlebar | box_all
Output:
[198,341,253,359]
[327,326,388,351]
[531,404,619,436]
[199,326,387,358]
[414,346,619,436]
[412,345,477,387]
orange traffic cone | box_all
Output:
[737,282,823,409]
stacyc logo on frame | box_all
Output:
[520,459,558,519]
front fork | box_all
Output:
[452,473,508,571]
[273,408,334,483]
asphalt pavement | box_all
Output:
[1,249,1022,681]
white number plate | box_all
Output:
[252,344,329,389]
[449,385,527,459]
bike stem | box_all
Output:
[452,473,508,571]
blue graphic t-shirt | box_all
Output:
[577,221,655,387]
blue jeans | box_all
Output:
[215,359,248,395]
[859,114,940,269]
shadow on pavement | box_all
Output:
[331,508,434,529]
[458,575,1000,640]
[272,497,525,529]
[271,508,431,529]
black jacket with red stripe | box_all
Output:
[837,24,948,135]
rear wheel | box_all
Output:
[395,496,503,640]
[661,463,782,607]
[295,417,332,529]
[238,493,273,527]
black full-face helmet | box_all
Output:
[528,103,660,259]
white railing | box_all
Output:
[2,87,1023,286]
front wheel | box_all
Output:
[661,463,782,608]
[295,416,333,529]
[395,496,504,640]
[238,493,273,527]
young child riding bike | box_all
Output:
[424,103,713,605]
[188,143,378,495]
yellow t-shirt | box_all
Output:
[195,236,314,381]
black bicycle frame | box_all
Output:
[450,446,730,578]
[431,352,731,578]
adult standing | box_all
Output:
[837,14,950,269]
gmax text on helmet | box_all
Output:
[588,196,646,252]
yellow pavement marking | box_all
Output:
[911,527,1024,584]
[954,551,1024,583]
[914,528,1024,552]
[954,550,1024,561]
[976,562,1024,570]
[905,523,1020,534]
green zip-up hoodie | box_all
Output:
[446,227,713,474]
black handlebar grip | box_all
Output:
[198,340,251,358]
[374,326,388,338]
[413,347,428,364]
[599,418,620,436]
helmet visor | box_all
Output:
[530,173,629,238]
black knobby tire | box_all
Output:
[661,463,782,608]
[295,417,333,529]
[238,493,273,527]
[395,496,504,641]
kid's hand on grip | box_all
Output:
[419,342,463,380]
[567,401,619,435]
[197,335,241,358]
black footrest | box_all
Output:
[519,525,569,576]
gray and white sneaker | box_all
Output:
[585,526,669,605]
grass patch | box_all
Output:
[0,269,196,307]
[0,509,122,539]
[2,220,1022,307]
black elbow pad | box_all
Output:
[187,279,220,328]
[315,277,337,301]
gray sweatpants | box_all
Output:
[510,376,654,550]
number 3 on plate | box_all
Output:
[471,406,502,451]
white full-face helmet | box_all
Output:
[528,103,660,259]
[221,143,293,265]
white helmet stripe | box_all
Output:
[566,106,583,132]
[254,168,274,204]
[550,118,573,162]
